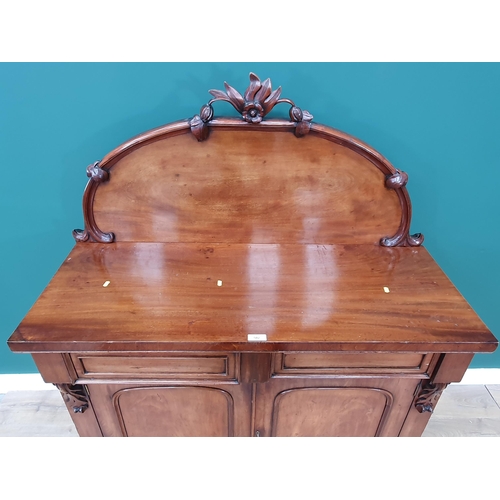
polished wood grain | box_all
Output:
[241,353,272,383]
[5,385,500,437]
[254,377,419,437]
[9,242,496,353]
[273,352,434,375]
[115,386,234,437]
[87,382,252,437]
[92,130,401,245]
[70,352,237,381]
[32,353,76,384]
[272,387,392,437]
[73,73,425,248]
[432,353,474,383]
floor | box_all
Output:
[0,385,499,437]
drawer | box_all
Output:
[273,352,434,376]
[70,353,238,381]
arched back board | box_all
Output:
[73,73,423,247]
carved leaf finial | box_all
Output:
[190,73,313,140]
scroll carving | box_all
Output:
[189,72,313,141]
[73,161,115,244]
[414,382,447,413]
[380,170,424,247]
[56,384,89,414]
[385,170,408,190]
[71,74,423,247]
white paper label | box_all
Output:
[247,334,267,342]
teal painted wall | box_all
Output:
[1,63,499,373]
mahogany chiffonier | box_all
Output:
[8,73,498,437]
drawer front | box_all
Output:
[273,352,434,376]
[71,353,238,381]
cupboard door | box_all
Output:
[87,383,252,437]
[254,377,420,437]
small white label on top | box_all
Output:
[247,334,267,342]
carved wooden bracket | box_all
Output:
[56,384,89,414]
[379,170,424,247]
[73,161,115,243]
[189,72,313,141]
[414,382,447,413]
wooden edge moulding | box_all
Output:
[72,72,423,248]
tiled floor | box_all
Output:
[0,385,499,436]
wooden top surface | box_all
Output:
[9,242,497,353]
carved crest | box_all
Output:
[189,72,313,141]
[72,72,422,248]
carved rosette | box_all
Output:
[56,384,89,414]
[414,382,447,413]
[189,72,313,141]
[73,161,115,243]
[380,170,424,247]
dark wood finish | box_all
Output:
[56,384,89,413]
[56,382,103,436]
[71,74,424,248]
[399,352,479,437]
[9,243,496,353]
[7,72,497,437]
[92,131,403,245]
[32,353,76,384]
[273,352,434,376]
[73,162,114,243]
[241,353,272,383]
[190,72,313,141]
[431,352,475,383]
[414,381,447,413]
[87,382,251,437]
[70,352,238,381]
[72,123,421,248]
[254,377,419,437]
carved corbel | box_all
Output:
[56,384,89,414]
[414,382,447,413]
[380,170,424,247]
[190,72,314,141]
[73,161,115,243]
